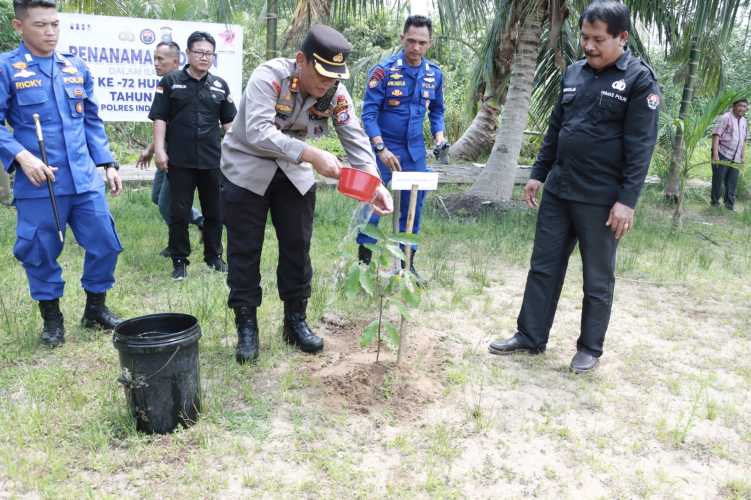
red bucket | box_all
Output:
[338,167,381,202]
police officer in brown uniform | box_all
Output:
[221,25,393,364]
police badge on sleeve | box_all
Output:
[646,93,660,110]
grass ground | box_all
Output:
[0,183,749,498]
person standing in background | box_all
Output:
[149,31,236,280]
[711,98,747,211]
[136,40,204,257]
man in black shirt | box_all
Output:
[488,1,660,373]
[150,31,237,280]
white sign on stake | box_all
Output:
[56,13,243,122]
[390,171,439,191]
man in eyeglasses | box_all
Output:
[149,31,237,280]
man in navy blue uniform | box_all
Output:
[356,15,446,279]
[488,1,660,373]
[0,0,123,347]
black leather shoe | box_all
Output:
[358,245,372,265]
[81,291,122,330]
[39,299,65,347]
[488,334,544,355]
[570,351,599,374]
[172,259,188,280]
[205,256,227,273]
[234,307,259,364]
[283,300,323,353]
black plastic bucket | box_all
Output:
[113,313,202,434]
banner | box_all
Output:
[57,13,244,122]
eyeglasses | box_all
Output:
[190,50,215,59]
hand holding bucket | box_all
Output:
[338,167,393,215]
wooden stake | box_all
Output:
[397,184,419,366]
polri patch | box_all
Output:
[155,86,164,93]
[368,78,379,88]
[646,93,660,110]
[335,111,349,125]
[612,79,626,91]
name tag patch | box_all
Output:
[16,79,42,89]
[63,76,84,84]
[600,90,627,103]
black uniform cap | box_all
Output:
[301,24,351,80]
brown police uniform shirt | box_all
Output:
[220,58,377,196]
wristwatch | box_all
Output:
[373,142,385,153]
[99,161,120,170]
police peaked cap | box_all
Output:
[302,24,351,80]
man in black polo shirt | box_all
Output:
[488,1,660,373]
[150,31,237,280]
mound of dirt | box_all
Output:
[297,314,445,418]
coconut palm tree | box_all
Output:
[661,0,750,201]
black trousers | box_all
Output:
[167,166,223,263]
[516,190,619,357]
[221,169,316,309]
[711,153,739,209]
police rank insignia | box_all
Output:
[62,66,78,74]
[612,79,626,91]
[74,88,83,97]
[646,93,660,110]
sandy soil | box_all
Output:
[215,265,751,498]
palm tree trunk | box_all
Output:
[448,100,501,160]
[266,0,278,59]
[467,2,545,202]
[284,0,332,49]
[665,33,700,202]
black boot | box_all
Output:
[358,245,372,265]
[283,300,323,353]
[81,291,122,330]
[235,306,259,364]
[39,299,65,347]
